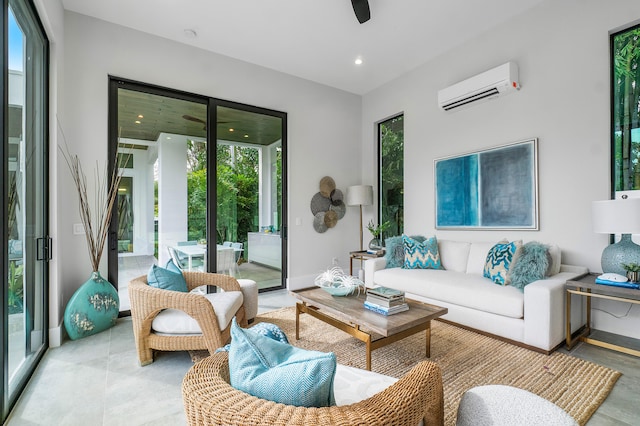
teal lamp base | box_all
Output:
[601,234,640,275]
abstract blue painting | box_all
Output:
[435,139,538,230]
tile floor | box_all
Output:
[5,290,640,425]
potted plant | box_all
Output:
[621,262,640,283]
[366,220,391,250]
[60,141,128,340]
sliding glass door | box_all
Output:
[108,80,288,307]
[213,101,286,291]
[2,0,49,420]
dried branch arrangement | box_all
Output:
[59,131,127,272]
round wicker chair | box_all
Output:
[129,272,248,366]
[182,351,444,425]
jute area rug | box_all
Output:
[191,307,620,426]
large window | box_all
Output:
[612,24,640,191]
[378,114,404,238]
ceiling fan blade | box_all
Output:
[351,0,370,24]
[182,114,206,124]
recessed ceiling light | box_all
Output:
[229,128,234,132]
[135,120,141,124]
[244,134,249,138]
[137,114,144,119]
[354,57,363,65]
[184,29,197,39]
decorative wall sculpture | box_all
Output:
[310,176,346,233]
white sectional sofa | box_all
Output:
[364,239,588,353]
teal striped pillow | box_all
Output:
[402,235,443,269]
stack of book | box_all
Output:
[364,286,409,315]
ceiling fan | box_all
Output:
[182,114,230,130]
[351,0,370,24]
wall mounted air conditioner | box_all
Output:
[437,62,520,112]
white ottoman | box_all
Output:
[236,279,258,321]
[456,385,578,426]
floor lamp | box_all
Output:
[346,185,374,251]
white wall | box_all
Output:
[362,0,640,339]
[50,11,362,343]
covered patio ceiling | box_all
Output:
[117,89,282,146]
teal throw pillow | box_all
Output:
[508,241,550,291]
[483,241,521,285]
[217,321,289,352]
[384,236,404,268]
[228,319,336,407]
[147,263,188,292]
[403,235,442,269]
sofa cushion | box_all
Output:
[438,240,471,272]
[403,235,443,269]
[483,241,522,285]
[547,244,561,276]
[373,268,524,318]
[228,319,337,408]
[508,241,550,290]
[152,291,243,334]
[466,242,500,275]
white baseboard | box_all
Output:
[48,321,64,347]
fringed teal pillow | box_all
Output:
[403,235,442,269]
[483,241,521,285]
[508,241,550,291]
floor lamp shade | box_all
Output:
[592,198,640,274]
[346,185,374,207]
[346,185,373,251]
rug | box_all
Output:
[191,307,620,426]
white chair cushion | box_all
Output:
[333,364,398,405]
[152,291,243,334]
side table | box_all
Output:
[566,273,640,357]
[349,250,384,276]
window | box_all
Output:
[378,114,404,238]
[612,24,640,191]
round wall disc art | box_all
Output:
[319,176,336,198]
[310,176,347,233]
[324,210,338,228]
[313,212,328,233]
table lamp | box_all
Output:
[346,185,373,251]
[592,196,640,275]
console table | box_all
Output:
[565,273,640,357]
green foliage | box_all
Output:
[366,220,391,238]
[8,261,23,314]
[621,262,640,272]
[186,143,261,249]
[613,26,640,191]
[380,115,404,238]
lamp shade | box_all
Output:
[592,198,640,234]
[346,185,373,206]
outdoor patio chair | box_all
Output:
[128,272,248,366]
[222,241,232,247]
[231,242,243,263]
[217,247,236,275]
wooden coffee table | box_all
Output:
[291,287,448,370]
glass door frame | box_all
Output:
[210,98,288,292]
[107,78,289,297]
[1,0,50,420]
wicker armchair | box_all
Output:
[182,352,444,425]
[129,272,248,366]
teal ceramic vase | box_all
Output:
[64,271,119,340]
